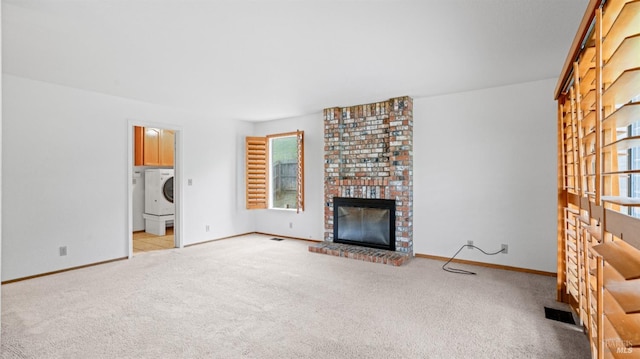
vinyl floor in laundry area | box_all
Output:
[133,228,174,253]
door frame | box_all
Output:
[126,119,183,258]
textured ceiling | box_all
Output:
[2,0,589,121]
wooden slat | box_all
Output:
[591,203,604,222]
[605,312,640,347]
[605,209,640,250]
[584,129,597,146]
[603,316,620,355]
[602,136,640,152]
[583,110,597,131]
[603,170,640,176]
[568,192,581,206]
[579,46,597,75]
[606,281,640,314]
[569,280,580,298]
[602,67,640,106]
[601,0,640,61]
[604,265,640,314]
[602,0,627,35]
[581,196,592,211]
[603,34,640,86]
[580,215,590,225]
[587,226,603,242]
[603,102,640,130]
[602,196,640,206]
[593,241,640,280]
[582,89,596,112]
[581,67,596,96]
[604,286,626,314]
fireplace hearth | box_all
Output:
[333,197,395,251]
[308,241,410,266]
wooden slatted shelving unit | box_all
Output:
[556,1,640,358]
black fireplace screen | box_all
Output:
[333,197,395,251]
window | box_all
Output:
[246,131,304,211]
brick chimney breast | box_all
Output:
[324,97,413,254]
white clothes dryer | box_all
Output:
[145,169,174,215]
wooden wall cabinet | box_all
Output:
[556,1,640,358]
[134,126,174,166]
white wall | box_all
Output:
[252,113,325,240]
[1,75,254,281]
[413,78,558,272]
[2,75,558,280]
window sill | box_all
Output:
[269,207,301,212]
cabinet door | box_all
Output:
[143,128,161,166]
[160,129,174,166]
[134,126,144,166]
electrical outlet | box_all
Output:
[467,240,473,249]
[206,225,210,232]
[289,222,293,229]
[59,246,67,256]
[501,244,508,254]
[188,179,193,186]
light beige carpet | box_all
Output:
[2,234,590,358]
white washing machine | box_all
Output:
[145,169,174,215]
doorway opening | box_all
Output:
[128,123,181,256]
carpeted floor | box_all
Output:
[1,234,590,358]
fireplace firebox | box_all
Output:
[333,197,396,251]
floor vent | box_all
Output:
[270,237,285,241]
[544,307,576,325]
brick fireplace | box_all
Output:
[312,96,413,264]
